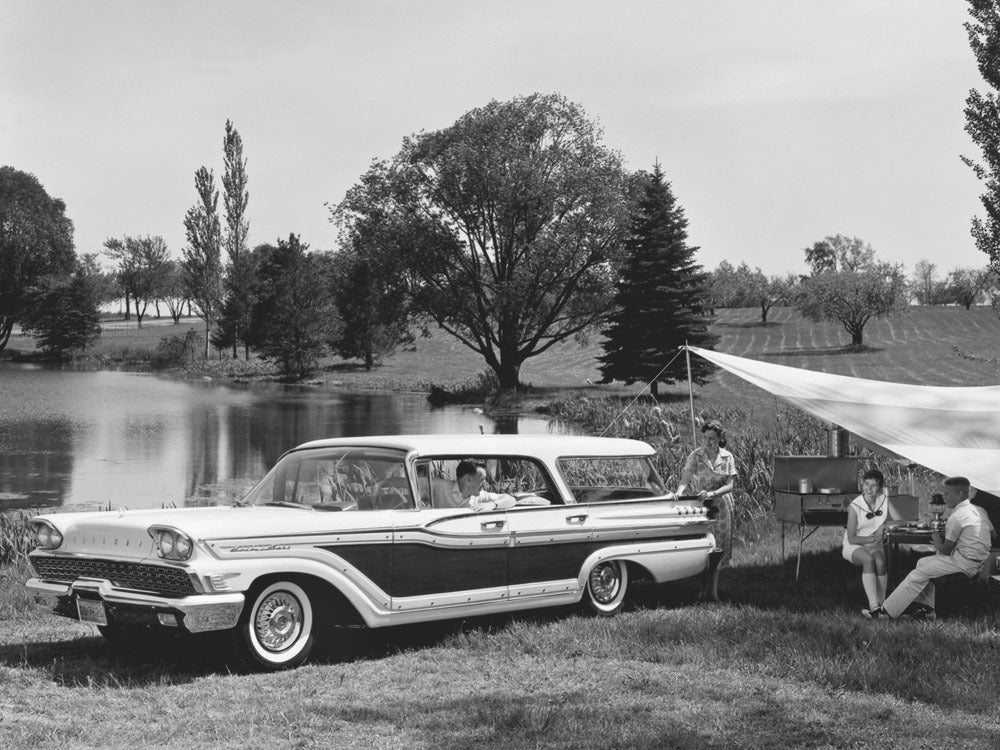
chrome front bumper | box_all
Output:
[26,577,245,633]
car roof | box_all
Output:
[292,434,656,459]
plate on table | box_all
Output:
[818,487,842,494]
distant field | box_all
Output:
[345,304,1000,398]
[7,306,1000,397]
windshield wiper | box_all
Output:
[265,501,310,509]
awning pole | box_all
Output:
[685,344,697,445]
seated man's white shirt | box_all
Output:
[467,490,516,511]
[946,499,992,574]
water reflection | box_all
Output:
[0,364,556,511]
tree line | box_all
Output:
[1,96,717,390]
[706,236,997,346]
[4,0,1000,388]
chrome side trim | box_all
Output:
[390,584,509,612]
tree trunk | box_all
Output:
[650,380,660,399]
[497,358,521,391]
[0,319,12,351]
[850,327,864,346]
[204,320,211,358]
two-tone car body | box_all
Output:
[26,434,718,670]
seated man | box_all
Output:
[971,487,1000,540]
[453,460,517,512]
[866,476,993,621]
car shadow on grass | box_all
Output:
[706,546,992,618]
[0,629,239,686]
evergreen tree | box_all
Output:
[250,235,341,380]
[23,268,101,358]
[599,163,716,397]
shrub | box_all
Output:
[150,330,201,368]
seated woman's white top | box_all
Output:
[842,491,888,552]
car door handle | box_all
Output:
[566,514,588,524]
[481,520,506,530]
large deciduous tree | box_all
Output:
[102,235,171,327]
[182,167,224,356]
[218,120,255,359]
[964,0,1000,276]
[335,93,631,391]
[598,163,716,397]
[796,250,908,346]
[0,166,76,350]
[250,235,342,380]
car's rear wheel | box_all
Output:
[233,580,315,671]
[584,560,628,616]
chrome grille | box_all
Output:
[31,556,196,597]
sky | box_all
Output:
[0,1,990,276]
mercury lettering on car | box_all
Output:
[229,543,292,553]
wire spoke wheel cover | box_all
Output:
[584,560,628,616]
[255,591,303,652]
[237,580,315,670]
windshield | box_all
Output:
[556,455,666,504]
[242,447,414,511]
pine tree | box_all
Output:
[599,163,716,397]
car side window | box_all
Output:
[246,448,415,511]
[416,456,561,508]
[556,456,665,504]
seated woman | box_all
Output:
[843,468,889,614]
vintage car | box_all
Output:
[26,434,718,671]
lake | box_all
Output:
[0,363,557,511]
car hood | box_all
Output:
[34,506,396,559]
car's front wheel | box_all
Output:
[583,560,629,616]
[233,580,315,671]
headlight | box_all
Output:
[30,520,63,550]
[148,526,194,561]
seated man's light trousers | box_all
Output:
[882,553,975,618]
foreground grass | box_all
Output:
[3,307,1000,746]
[2,531,998,749]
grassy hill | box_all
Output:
[323,304,1000,396]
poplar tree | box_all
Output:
[182,167,223,357]
[218,119,253,359]
[599,163,716,397]
[963,0,1000,273]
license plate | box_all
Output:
[76,598,108,626]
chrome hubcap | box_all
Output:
[589,563,620,603]
[254,592,303,652]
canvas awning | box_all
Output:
[687,346,1000,494]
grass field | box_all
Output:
[319,303,1000,398]
[2,305,1000,748]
